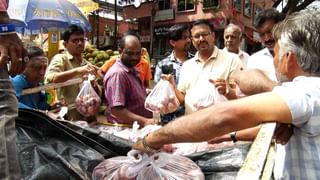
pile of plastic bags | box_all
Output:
[92,150,204,180]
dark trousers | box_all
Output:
[160,106,185,125]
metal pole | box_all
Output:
[96,9,100,48]
[114,0,118,50]
[149,0,157,59]
[91,12,95,45]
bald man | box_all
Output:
[223,24,250,68]
[103,33,158,128]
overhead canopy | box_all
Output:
[7,0,92,33]
[68,0,99,16]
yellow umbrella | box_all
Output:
[68,0,99,16]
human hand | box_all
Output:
[146,88,152,95]
[133,133,171,154]
[96,69,105,79]
[0,33,28,76]
[50,100,66,110]
[274,123,293,145]
[133,138,151,154]
[235,69,277,95]
[160,74,176,88]
[209,78,228,95]
[140,118,159,128]
[78,64,98,76]
[133,139,174,154]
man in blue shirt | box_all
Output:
[11,46,49,110]
[154,24,193,124]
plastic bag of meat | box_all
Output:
[145,79,180,114]
[192,82,227,111]
[92,150,204,180]
[75,75,101,117]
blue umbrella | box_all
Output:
[7,0,92,32]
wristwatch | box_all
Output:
[230,131,237,143]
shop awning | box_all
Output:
[69,0,99,16]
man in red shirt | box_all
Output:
[103,33,157,127]
[100,48,152,89]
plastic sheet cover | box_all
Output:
[16,109,107,180]
[187,142,251,180]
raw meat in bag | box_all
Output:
[92,150,204,180]
[145,80,180,114]
[75,75,101,117]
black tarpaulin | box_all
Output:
[16,109,131,180]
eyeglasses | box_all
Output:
[192,32,211,40]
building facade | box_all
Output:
[100,0,274,61]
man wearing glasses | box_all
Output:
[45,25,100,121]
[163,19,244,115]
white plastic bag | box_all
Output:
[75,75,101,117]
[192,82,227,111]
[145,80,180,114]
[92,150,204,180]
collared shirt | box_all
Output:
[246,48,277,81]
[45,51,88,120]
[272,76,320,180]
[223,47,250,68]
[101,55,152,83]
[178,46,244,114]
[0,0,8,11]
[154,51,194,123]
[154,52,194,85]
[10,74,48,110]
[103,59,152,124]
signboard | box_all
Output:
[154,9,174,22]
[154,26,170,36]
[209,18,227,29]
[51,33,58,43]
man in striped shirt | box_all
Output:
[103,33,157,127]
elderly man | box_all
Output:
[134,10,320,179]
[167,19,243,115]
[223,23,250,68]
[209,10,287,151]
[45,25,99,121]
[103,33,157,128]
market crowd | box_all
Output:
[1,0,320,177]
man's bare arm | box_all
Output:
[134,92,292,151]
[236,69,279,95]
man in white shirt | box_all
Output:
[223,23,250,68]
[134,10,320,180]
[165,19,244,115]
[246,8,284,81]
